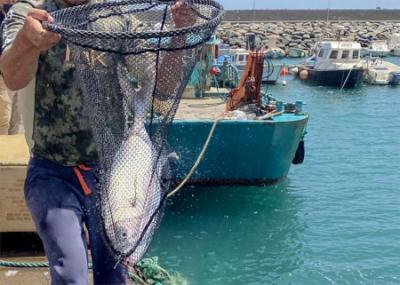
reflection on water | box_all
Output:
[148,180,305,284]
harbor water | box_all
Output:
[148,57,400,284]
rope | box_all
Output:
[167,116,223,198]
[0,260,141,280]
[0,260,49,268]
[0,258,184,284]
[340,66,353,90]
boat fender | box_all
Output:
[299,70,309,81]
[292,140,305,165]
[289,66,299,75]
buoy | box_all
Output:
[282,80,287,86]
[279,68,288,77]
[210,66,219,76]
[289,66,299,76]
[299,70,309,81]
[292,140,305,165]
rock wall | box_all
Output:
[216,21,400,53]
[224,10,400,22]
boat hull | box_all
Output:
[389,72,400,85]
[391,48,400,57]
[368,51,390,57]
[299,67,364,88]
[168,114,308,186]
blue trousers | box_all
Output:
[24,157,127,285]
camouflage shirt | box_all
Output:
[1,0,98,166]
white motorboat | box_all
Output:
[297,41,364,88]
[362,40,390,57]
[363,57,400,85]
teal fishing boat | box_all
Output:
[175,49,308,186]
[169,99,308,185]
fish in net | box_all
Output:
[44,0,223,265]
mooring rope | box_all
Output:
[340,65,355,90]
[168,116,223,198]
[0,257,185,284]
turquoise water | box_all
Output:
[148,58,400,284]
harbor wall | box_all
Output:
[217,20,400,53]
[223,10,400,22]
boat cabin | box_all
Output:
[362,40,390,57]
[369,40,389,51]
[310,41,362,70]
[228,48,249,69]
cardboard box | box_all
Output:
[0,135,35,232]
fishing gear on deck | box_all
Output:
[43,0,223,266]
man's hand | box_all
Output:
[0,8,61,90]
[171,1,197,28]
[18,8,61,52]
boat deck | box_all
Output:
[362,59,400,73]
[175,96,227,120]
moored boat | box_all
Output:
[287,47,307,58]
[297,41,364,88]
[362,40,390,58]
[173,51,308,186]
[388,33,400,56]
[363,57,400,85]
[170,99,308,185]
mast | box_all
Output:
[325,0,331,40]
[252,0,256,22]
[326,0,331,24]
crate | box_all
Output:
[0,135,35,232]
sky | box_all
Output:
[217,0,400,10]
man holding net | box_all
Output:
[0,0,194,284]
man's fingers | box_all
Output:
[42,32,61,44]
[27,8,53,22]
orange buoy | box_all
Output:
[299,69,309,81]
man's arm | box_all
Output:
[0,8,60,91]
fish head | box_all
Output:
[113,218,138,255]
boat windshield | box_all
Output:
[341,50,350,59]
[330,50,339,59]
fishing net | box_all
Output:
[44,0,223,265]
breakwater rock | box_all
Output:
[216,21,400,54]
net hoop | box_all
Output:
[44,0,224,54]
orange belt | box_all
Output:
[73,164,92,196]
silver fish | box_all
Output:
[102,62,163,265]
